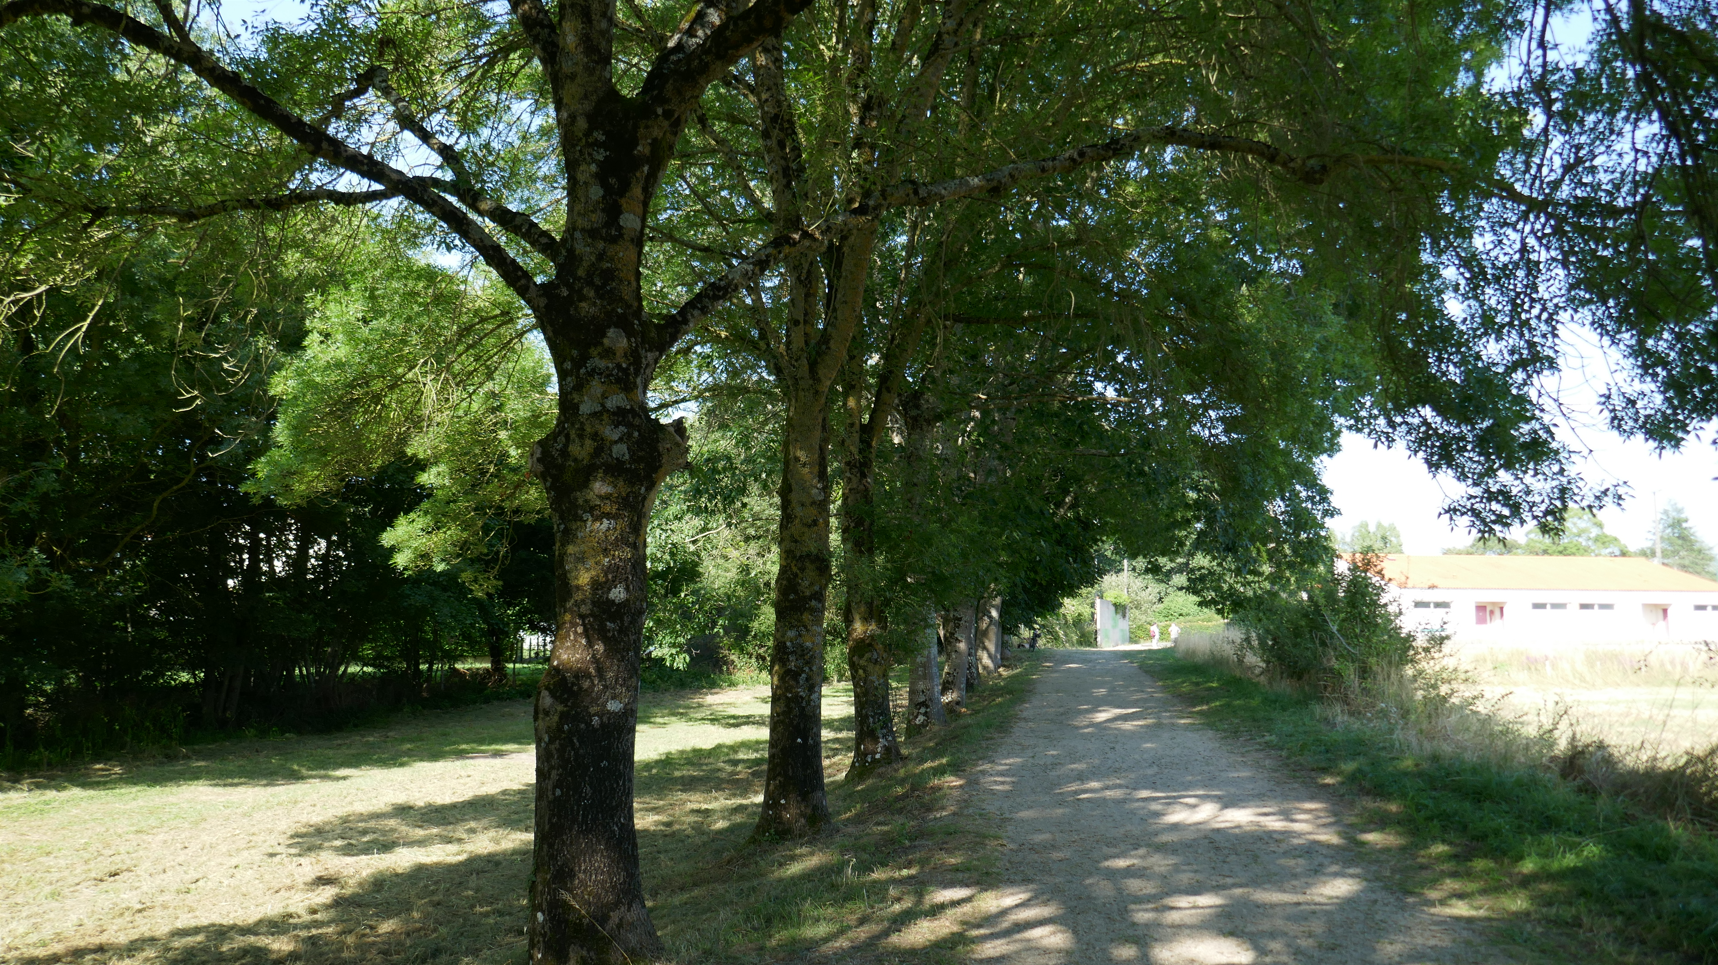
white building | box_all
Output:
[1371,555,1718,643]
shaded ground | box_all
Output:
[952,649,1514,964]
[0,671,1039,965]
[0,685,787,964]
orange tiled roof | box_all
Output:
[1362,555,1718,592]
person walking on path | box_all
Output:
[1168,622,1181,646]
[1149,623,1160,646]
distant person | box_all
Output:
[1169,623,1181,645]
[1028,628,1040,650]
[1149,623,1160,646]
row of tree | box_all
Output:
[3,0,1715,961]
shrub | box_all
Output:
[1230,554,1434,696]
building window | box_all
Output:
[1550,603,1568,610]
[1698,604,1712,612]
[1599,603,1615,610]
[1413,601,1452,610]
[1532,603,1545,610]
[1580,603,1594,610]
[1414,601,1431,608]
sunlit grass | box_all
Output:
[1141,647,1718,965]
[0,662,1037,965]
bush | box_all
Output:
[1231,554,1432,696]
[1037,594,1098,648]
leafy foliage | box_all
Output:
[1334,521,1405,555]
[1444,507,1631,557]
[1643,500,1717,579]
[1231,556,1433,694]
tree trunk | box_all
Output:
[939,604,972,713]
[976,596,1002,675]
[840,387,904,779]
[963,599,981,693]
[757,392,834,837]
[907,613,947,734]
[527,325,687,964]
[486,624,508,684]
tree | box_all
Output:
[1336,522,1406,556]
[1445,508,1630,556]
[1643,501,1717,579]
[8,0,1716,959]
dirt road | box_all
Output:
[962,648,1512,964]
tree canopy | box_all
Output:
[4,0,1716,961]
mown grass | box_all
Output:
[1137,648,1718,965]
[1,658,1036,965]
[647,660,1039,963]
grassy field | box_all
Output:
[1138,647,1718,965]
[1448,642,1718,756]
[0,664,1037,965]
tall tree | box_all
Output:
[1648,501,1717,578]
[8,0,1716,960]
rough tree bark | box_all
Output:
[837,292,933,776]
[758,390,835,836]
[939,602,973,712]
[752,38,844,837]
[963,598,981,692]
[976,596,1001,675]
[907,613,947,733]
[839,420,902,776]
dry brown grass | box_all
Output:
[0,665,1038,965]
[1448,641,1718,757]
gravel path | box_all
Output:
[962,648,1513,965]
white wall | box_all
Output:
[1095,598,1130,648]
[1388,584,1718,643]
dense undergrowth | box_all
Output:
[1139,648,1718,964]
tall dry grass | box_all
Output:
[1174,630,1718,831]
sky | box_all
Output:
[1325,327,1718,555]
[1323,431,1718,556]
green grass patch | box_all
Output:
[1136,649,1718,965]
[646,659,1040,963]
[3,659,1037,965]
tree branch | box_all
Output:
[636,0,815,120]
[506,0,560,87]
[655,123,1544,345]
[415,177,559,260]
[88,187,399,222]
[0,0,547,311]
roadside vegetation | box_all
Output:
[1150,562,1718,964]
